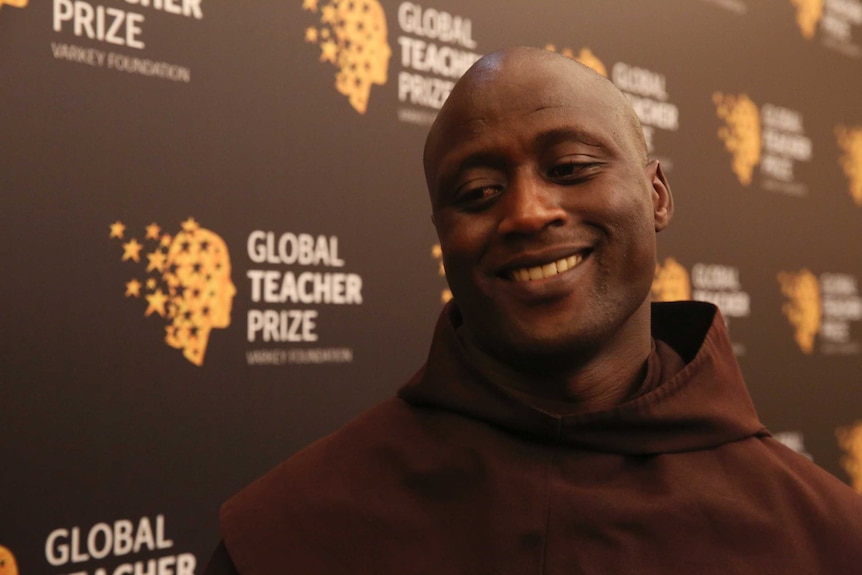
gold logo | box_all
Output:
[837,421,862,494]
[0,546,18,575]
[778,269,822,354]
[431,244,452,304]
[836,125,862,206]
[110,218,236,366]
[303,0,392,114]
[544,44,607,77]
[714,92,762,186]
[790,0,824,39]
[652,257,692,302]
[0,0,28,11]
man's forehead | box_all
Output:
[424,48,645,184]
[426,52,620,161]
[444,50,608,120]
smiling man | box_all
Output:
[424,47,671,414]
[206,47,862,575]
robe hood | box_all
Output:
[398,301,769,454]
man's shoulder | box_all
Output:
[217,395,491,573]
[224,398,414,509]
[219,393,479,526]
[217,398,414,572]
[760,436,862,513]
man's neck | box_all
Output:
[456,327,652,416]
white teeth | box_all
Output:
[512,254,583,282]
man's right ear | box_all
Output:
[649,160,673,232]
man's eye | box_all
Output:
[549,162,598,181]
[456,185,501,209]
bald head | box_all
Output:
[424,47,648,195]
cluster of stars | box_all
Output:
[714,92,762,186]
[778,269,822,355]
[110,219,180,317]
[109,217,235,366]
[836,125,862,205]
[302,0,390,114]
[791,0,824,40]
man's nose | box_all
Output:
[496,175,567,236]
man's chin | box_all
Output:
[477,324,601,372]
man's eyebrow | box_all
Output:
[438,152,506,190]
[534,127,607,150]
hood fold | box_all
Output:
[398,301,768,455]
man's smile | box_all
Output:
[510,253,587,282]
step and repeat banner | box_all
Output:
[2,0,861,572]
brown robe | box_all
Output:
[209,301,862,574]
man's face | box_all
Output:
[425,49,672,367]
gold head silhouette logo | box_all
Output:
[652,257,692,302]
[110,218,236,366]
[714,92,762,186]
[837,421,862,494]
[303,0,392,114]
[431,244,452,304]
[0,0,28,11]
[836,125,862,206]
[0,546,18,575]
[790,0,823,39]
[544,44,607,77]
[778,269,821,354]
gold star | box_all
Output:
[147,278,157,290]
[147,250,167,273]
[305,26,319,43]
[145,288,169,317]
[302,0,318,11]
[125,279,142,297]
[110,221,126,239]
[122,238,143,262]
[160,234,172,247]
[320,39,337,63]
[181,217,200,232]
[321,4,336,24]
[145,223,161,240]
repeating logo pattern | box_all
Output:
[303,0,392,114]
[836,124,862,205]
[109,218,236,366]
